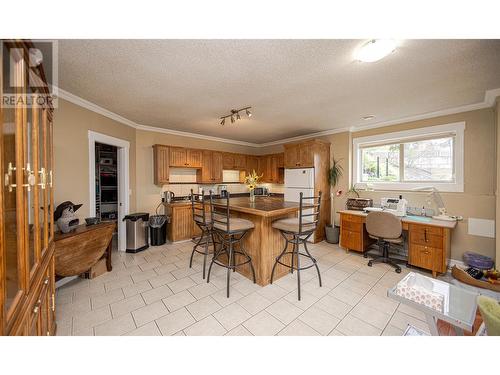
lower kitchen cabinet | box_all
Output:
[167,204,196,242]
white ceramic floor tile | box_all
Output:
[256,284,289,302]
[243,310,285,336]
[237,292,272,315]
[73,306,112,334]
[132,300,170,327]
[156,307,196,336]
[162,290,197,312]
[211,288,244,307]
[284,290,319,310]
[91,288,125,310]
[141,285,174,305]
[122,280,152,298]
[265,299,304,325]
[314,294,352,320]
[124,321,161,336]
[94,313,136,336]
[225,325,253,336]
[336,314,382,336]
[186,296,221,321]
[110,294,145,318]
[188,282,219,300]
[184,316,227,336]
[328,286,364,306]
[278,319,321,336]
[148,272,177,289]
[213,303,252,331]
[131,269,157,284]
[298,306,340,335]
[168,277,197,294]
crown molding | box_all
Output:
[56,87,500,148]
[136,124,260,147]
[57,88,139,129]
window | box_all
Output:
[353,122,464,192]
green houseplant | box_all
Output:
[325,158,343,243]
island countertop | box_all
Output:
[210,196,302,217]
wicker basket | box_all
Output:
[346,198,373,211]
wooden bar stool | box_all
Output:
[270,191,322,300]
[206,192,256,298]
[189,189,217,279]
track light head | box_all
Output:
[236,112,241,120]
[220,118,225,126]
[246,109,252,117]
[230,115,235,123]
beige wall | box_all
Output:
[496,99,500,266]
[54,98,498,264]
[135,129,260,214]
[53,99,137,222]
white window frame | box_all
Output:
[352,122,465,192]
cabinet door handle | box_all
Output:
[51,293,55,312]
[33,299,41,314]
[44,277,49,285]
[424,228,428,242]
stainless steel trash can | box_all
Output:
[123,213,150,253]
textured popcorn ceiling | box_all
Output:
[57,39,500,143]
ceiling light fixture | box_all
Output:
[219,106,252,125]
[355,39,397,62]
[362,115,376,121]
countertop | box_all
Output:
[210,197,302,217]
[339,209,457,229]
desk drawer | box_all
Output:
[340,229,362,252]
[409,224,443,248]
[409,244,443,271]
[341,219,363,233]
[341,214,365,223]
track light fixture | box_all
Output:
[219,106,252,125]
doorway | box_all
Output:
[88,131,130,251]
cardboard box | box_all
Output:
[83,258,107,279]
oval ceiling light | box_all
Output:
[362,115,376,120]
[355,39,397,62]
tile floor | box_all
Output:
[55,240,434,336]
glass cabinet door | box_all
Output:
[38,107,48,256]
[1,42,25,316]
[46,114,54,242]
[25,85,41,281]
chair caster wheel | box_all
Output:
[368,261,373,267]
[395,268,401,273]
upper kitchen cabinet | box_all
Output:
[197,150,223,184]
[246,155,259,175]
[258,153,284,183]
[222,153,246,170]
[153,144,169,186]
[284,141,316,168]
[169,147,203,168]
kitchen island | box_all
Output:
[210,196,301,286]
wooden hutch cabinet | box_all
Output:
[1,40,56,335]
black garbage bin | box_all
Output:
[149,215,167,246]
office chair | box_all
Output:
[365,211,404,273]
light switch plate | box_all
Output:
[467,218,495,238]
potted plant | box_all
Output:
[325,158,343,243]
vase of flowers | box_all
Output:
[244,170,262,203]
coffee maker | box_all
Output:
[217,185,228,198]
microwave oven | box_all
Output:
[253,187,268,196]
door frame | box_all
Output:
[88,130,130,252]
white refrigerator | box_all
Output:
[284,168,315,199]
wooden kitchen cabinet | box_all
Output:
[187,149,203,168]
[246,156,259,175]
[284,141,315,168]
[222,153,246,170]
[197,150,223,183]
[233,153,246,170]
[169,147,202,168]
[167,204,195,242]
[153,144,170,186]
[1,40,56,336]
[258,153,284,183]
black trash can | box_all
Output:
[149,215,167,246]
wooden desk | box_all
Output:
[339,210,457,277]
